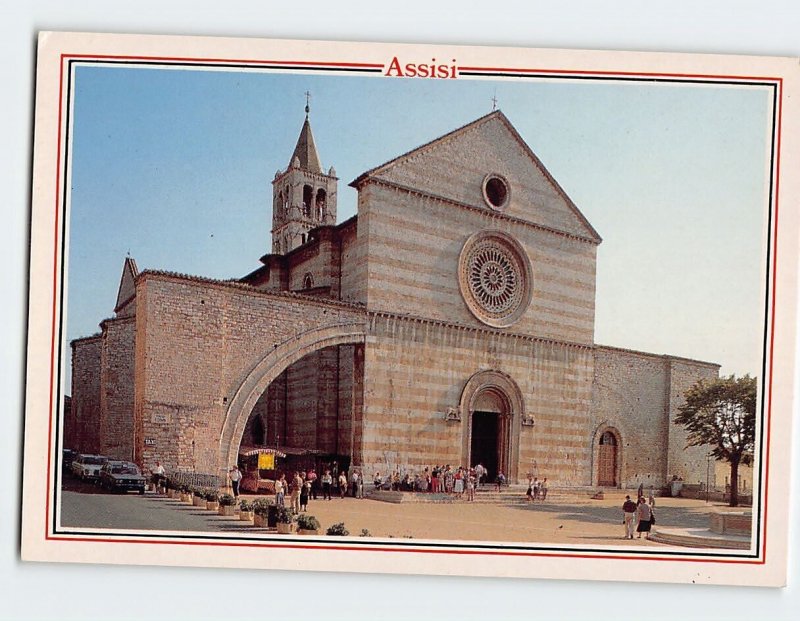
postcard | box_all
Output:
[21,31,800,586]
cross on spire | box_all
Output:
[304,90,311,116]
[491,92,498,111]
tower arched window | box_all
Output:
[315,188,327,220]
[303,273,314,289]
[303,185,313,218]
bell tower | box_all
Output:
[271,94,338,254]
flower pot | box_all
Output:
[276,522,293,534]
[181,493,192,503]
[193,496,206,508]
[219,505,235,517]
[239,510,254,522]
[297,529,319,536]
[253,513,267,527]
[206,501,219,511]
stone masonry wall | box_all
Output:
[70,336,102,454]
[99,317,136,460]
[359,182,597,345]
[591,347,671,488]
[360,313,595,484]
[667,359,720,484]
[134,273,365,474]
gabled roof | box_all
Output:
[114,256,139,312]
[289,115,323,173]
[350,110,601,243]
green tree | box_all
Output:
[675,374,756,507]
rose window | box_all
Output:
[458,231,532,328]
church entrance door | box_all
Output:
[470,411,501,481]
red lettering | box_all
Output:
[385,56,403,77]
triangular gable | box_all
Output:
[114,256,139,313]
[351,111,601,243]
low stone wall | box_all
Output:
[710,511,752,536]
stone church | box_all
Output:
[68,108,718,489]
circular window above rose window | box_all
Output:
[457,230,533,328]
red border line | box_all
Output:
[67,53,384,69]
[457,65,783,82]
[47,534,759,564]
[44,52,780,566]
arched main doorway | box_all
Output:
[459,370,524,482]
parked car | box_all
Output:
[70,454,107,481]
[99,461,146,494]
[62,449,78,475]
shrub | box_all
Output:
[238,499,252,512]
[326,522,349,536]
[252,498,272,517]
[192,487,204,497]
[219,494,235,506]
[204,489,219,502]
[359,529,371,537]
[275,505,293,524]
[296,514,320,531]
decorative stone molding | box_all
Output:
[457,230,533,328]
[444,407,462,422]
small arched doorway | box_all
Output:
[597,430,618,487]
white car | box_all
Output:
[70,454,107,481]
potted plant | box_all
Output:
[180,484,192,503]
[238,499,254,522]
[193,487,206,507]
[326,522,349,536]
[204,489,220,511]
[296,514,321,535]
[252,498,272,528]
[218,493,236,516]
[275,505,294,534]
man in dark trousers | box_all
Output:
[622,495,638,539]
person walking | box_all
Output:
[322,469,332,500]
[275,474,286,507]
[228,465,242,499]
[338,471,348,498]
[466,473,475,501]
[351,469,359,498]
[539,478,548,501]
[636,496,653,539]
[356,470,364,499]
[290,471,303,514]
[300,479,310,512]
[622,495,637,539]
[307,468,318,500]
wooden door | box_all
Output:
[598,431,617,486]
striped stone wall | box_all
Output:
[358,181,597,345]
[359,313,595,484]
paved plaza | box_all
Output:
[60,481,743,548]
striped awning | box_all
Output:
[238,446,287,458]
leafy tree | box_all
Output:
[675,374,756,507]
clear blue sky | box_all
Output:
[65,65,773,390]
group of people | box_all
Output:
[525,476,549,502]
[372,463,503,500]
[621,494,656,539]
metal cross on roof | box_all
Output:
[304,90,311,115]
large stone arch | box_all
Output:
[458,370,525,482]
[218,322,367,471]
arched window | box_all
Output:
[600,431,617,446]
[303,273,314,289]
[303,185,313,218]
[315,188,327,220]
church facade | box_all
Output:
[68,110,718,489]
